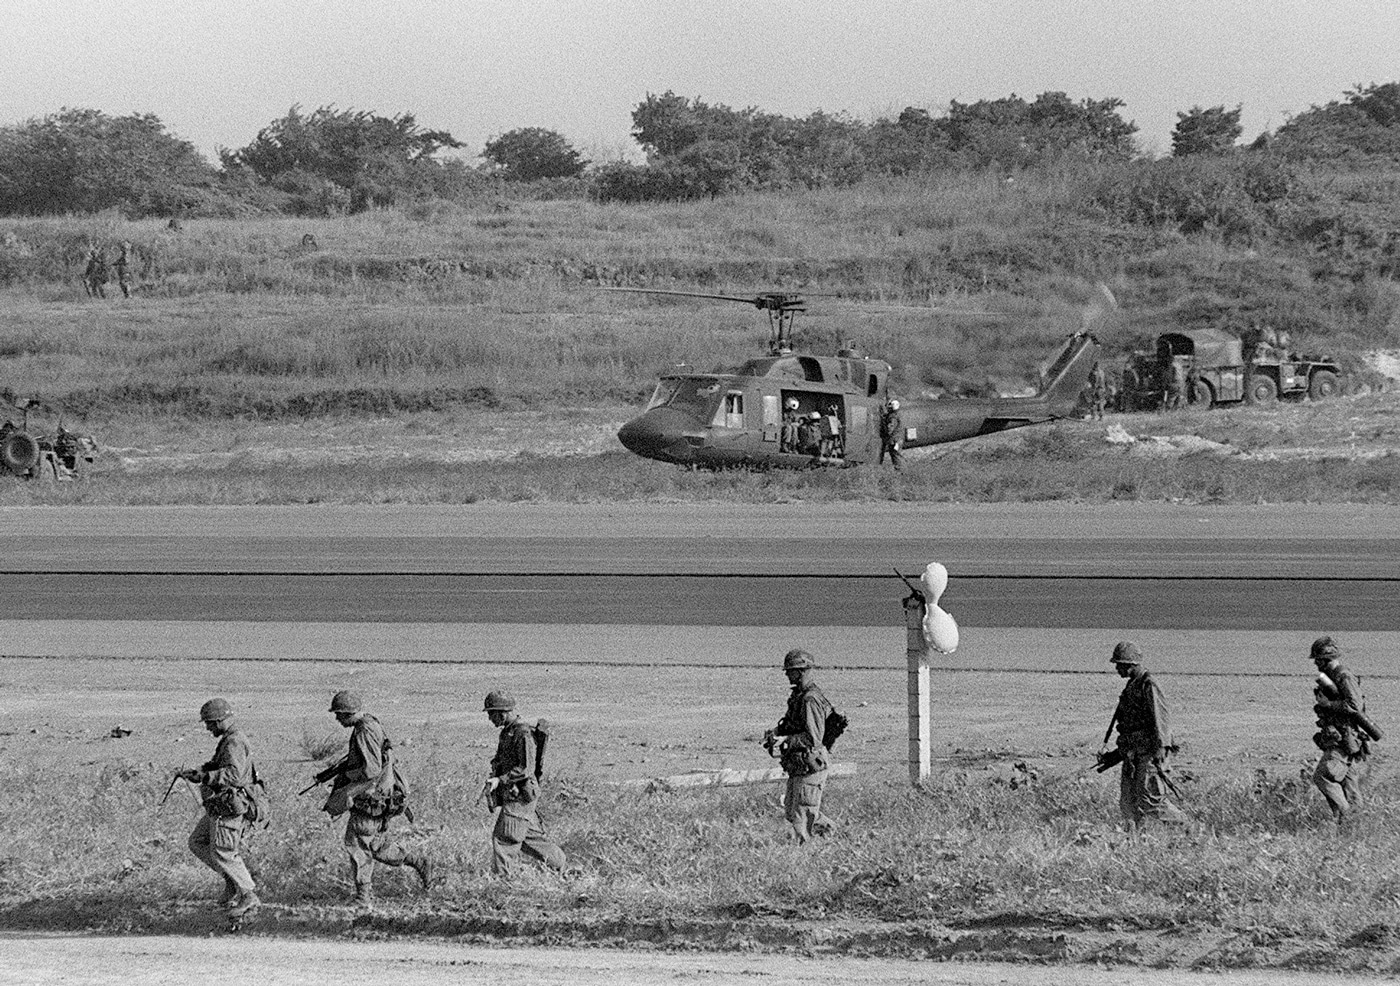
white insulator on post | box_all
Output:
[920,562,959,654]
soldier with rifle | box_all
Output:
[1098,642,1188,830]
[764,649,844,843]
[1309,635,1382,825]
[308,691,431,908]
[178,698,261,917]
[481,690,564,876]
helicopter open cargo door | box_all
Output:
[761,394,780,442]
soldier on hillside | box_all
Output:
[1089,363,1108,420]
[1099,642,1188,830]
[179,698,260,918]
[82,248,106,298]
[763,649,839,843]
[482,690,565,875]
[315,691,431,908]
[113,242,133,298]
[1309,636,1377,826]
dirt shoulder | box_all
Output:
[1,918,1391,984]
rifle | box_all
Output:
[1154,761,1186,802]
[299,759,347,796]
[1094,748,1123,773]
[1315,672,1385,741]
[159,768,202,807]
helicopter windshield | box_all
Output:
[645,376,724,417]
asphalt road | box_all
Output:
[0,504,1396,629]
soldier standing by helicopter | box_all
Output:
[780,398,801,452]
[879,399,904,469]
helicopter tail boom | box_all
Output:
[898,333,1100,449]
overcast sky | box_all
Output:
[3,0,1398,163]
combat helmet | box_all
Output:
[329,690,363,714]
[783,648,815,671]
[1310,636,1341,661]
[483,689,516,712]
[199,697,233,722]
[1110,641,1143,665]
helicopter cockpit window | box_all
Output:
[645,379,681,411]
[646,377,723,417]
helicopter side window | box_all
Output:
[719,392,745,429]
[868,373,881,397]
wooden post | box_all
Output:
[904,592,930,786]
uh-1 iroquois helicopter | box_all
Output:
[613,288,1103,468]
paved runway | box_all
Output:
[0,503,1394,630]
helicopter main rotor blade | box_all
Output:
[599,286,798,308]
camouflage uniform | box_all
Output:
[1104,642,1187,829]
[780,405,800,453]
[83,249,106,298]
[1310,637,1370,822]
[879,404,904,469]
[329,709,429,903]
[487,709,564,875]
[113,243,132,298]
[1089,363,1107,420]
[185,700,258,913]
[770,652,836,842]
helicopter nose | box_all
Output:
[617,408,698,463]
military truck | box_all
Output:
[0,405,97,481]
[1118,328,1341,410]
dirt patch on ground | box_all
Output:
[3,902,1398,976]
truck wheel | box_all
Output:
[1309,369,1339,400]
[1246,375,1278,405]
[0,431,40,473]
[1191,379,1215,408]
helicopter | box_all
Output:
[614,288,1102,468]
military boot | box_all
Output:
[407,854,434,892]
[218,877,239,906]
[352,884,373,909]
[227,890,260,917]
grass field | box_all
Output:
[1,630,1397,969]
[1,178,1397,506]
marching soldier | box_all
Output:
[482,690,564,875]
[1100,642,1188,829]
[1309,636,1377,825]
[317,690,431,908]
[179,698,260,917]
[879,399,904,469]
[764,649,838,843]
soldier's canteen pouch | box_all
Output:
[495,806,532,844]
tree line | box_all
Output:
[0,84,1397,217]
